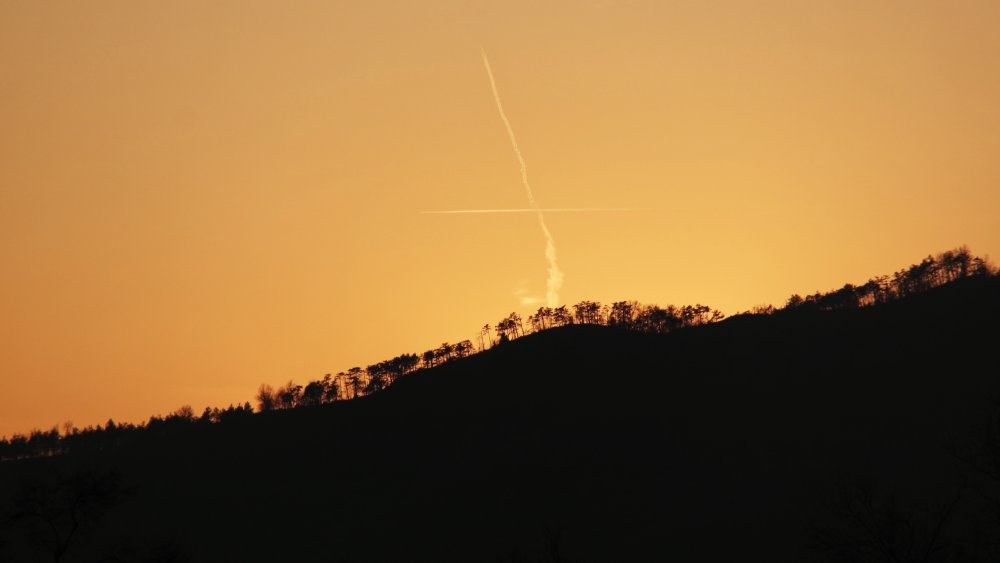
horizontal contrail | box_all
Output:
[421,207,656,214]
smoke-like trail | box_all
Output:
[422,207,654,214]
[481,49,564,307]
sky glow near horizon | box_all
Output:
[2,0,999,436]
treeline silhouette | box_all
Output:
[0,246,993,463]
[0,403,255,463]
[257,246,994,413]
[253,300,727,414]
[781,246,995,312]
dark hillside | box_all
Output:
[2,276,999,562]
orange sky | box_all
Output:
[2,1,999,437]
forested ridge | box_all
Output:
[0,246,994,463]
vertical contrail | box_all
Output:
[481,49,564,307]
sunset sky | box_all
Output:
[2,1,999,436]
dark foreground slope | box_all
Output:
[2,277,1000,562]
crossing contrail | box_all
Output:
[421,207,654,214]
[481,49,564,307]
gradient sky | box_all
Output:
[3,0,999,437]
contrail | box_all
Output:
[481,49,564,307]
[422,207,654,214]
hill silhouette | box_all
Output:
[1,262,1000,561]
